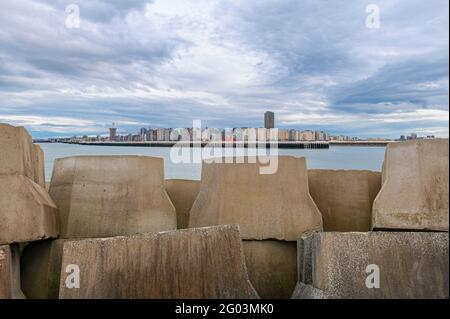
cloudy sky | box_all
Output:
[0,0,448,138]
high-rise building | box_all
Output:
[264,111,275,129]
[300,130,315,141]
[277,129,289,141]
[156,128,171,141]
[139,128,147,141]
[109,127,117,141]
[315,130,327,141]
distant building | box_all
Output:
[277,129,289,141]
[264,111,275,129]
[146,129,157,141]
[109,127,117,141]
[288,129,301,141]
[300,130,315,141]
[139,128,147,141]
[156,128,171,141]
[315,130,327,141]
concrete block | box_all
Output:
[21,239,68,299]
[0,175,58,244]
[0,124,34,180]
[372,139,449,231]
[0,245,25,299]
[49,156,177,238]
[58,225,258,299]
[293,231,449,299]
[243,240,297,299]
[308,169,381,231]
[189,157,323,240]
[165,179,200,229]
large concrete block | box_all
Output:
[49,156,177,238]
[21,239,68,299]
[293,232,449,299]
[308,169,381,231]
[0,245,25,299]
[243,240,297,299]
[372,139,449,231]
[57,225,258,299]
[189,157,323,240]
[165,179,200,229]
[0,175,58,244]
[0,124,34,180]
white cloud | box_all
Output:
[0,0,448,138]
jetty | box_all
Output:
[65,140,330,149]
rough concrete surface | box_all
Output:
[0,124,34,180]
[21,239,68,299]
[189,156,323,240]
[0,175,58,244]
[0,123,58,244]
[372,139,449,231]
[165,179,200,229]
[58,225,259,299]
[243,240,297,299]
[0,245,25,299]
[49,156,177,238]
[308,169,381,231]
[294,231,449,299]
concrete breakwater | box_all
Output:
[1,123,449,299]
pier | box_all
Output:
[64,141,330,149]
[329,141,395,146]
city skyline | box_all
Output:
[0,0,448,139]
[61,111,432,143]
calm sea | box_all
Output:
[38,143,386,181]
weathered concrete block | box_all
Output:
[0,175,58,244]
[0,123,57,244]
[57,225,258,299]
[308,169,381,231]
[372,139,449,231]
[49,156,177,238]
[165,179,200,229]
[0,245,25,299]
[189,157,323,240]
[21,239,68,299]
[32,144,46,188]
[243,240,297,299]
[293,232,449,299]
[0,124,34,180]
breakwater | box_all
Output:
[1,122,448,299]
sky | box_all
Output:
[0,0,448,139]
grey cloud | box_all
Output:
[0,0,448,139]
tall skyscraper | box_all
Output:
[264,111,275,129]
